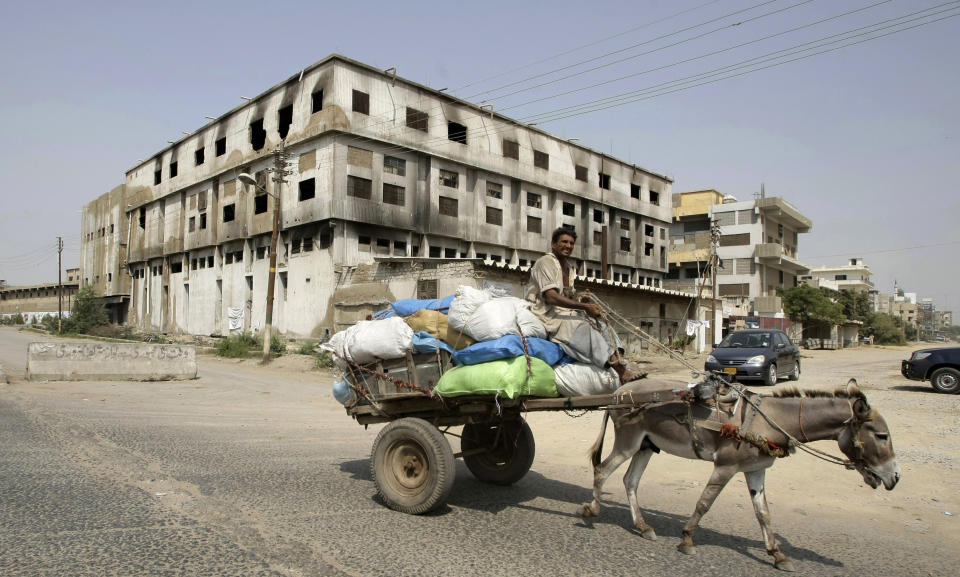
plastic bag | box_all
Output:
[553,363,620,397]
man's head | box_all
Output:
[550,228,576,260]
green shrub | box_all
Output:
[215,335,254,358]
[297,340,316,355]
[67,286,109,335]
[315,351,334,369]
[270,334,286,355]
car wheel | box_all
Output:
[788,361,800,381]
[763,364,778,386]
[930,368,960,394]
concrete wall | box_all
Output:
[26,342,198,381]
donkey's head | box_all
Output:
[837,380,900,490]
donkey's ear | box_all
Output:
[853,396,872,419]
[845,378,860,396]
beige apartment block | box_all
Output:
[82,55,677,338]
[802,257,874,293]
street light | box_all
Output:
[238,172,280,363]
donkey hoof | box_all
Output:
[640,528,657,541]
[579,504,598,518]
[774,560,797,572]
[677,543,695,555]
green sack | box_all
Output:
[433,357,558,399]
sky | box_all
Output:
[1,0,957,311]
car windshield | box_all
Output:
[719,332,772,349]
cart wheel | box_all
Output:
[461,419,535,486]
[371,418,455,514]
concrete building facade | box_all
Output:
[801,258,873,293]
[0,270,79,324]
[82,55,675,338]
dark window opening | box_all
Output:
[225,252,234,264]
[222,204,235,222]
[191,258,198,270]
[299,178,316,201]
[620,237,631,251]
[533,150,549,170]
[256,246,266,259]
[620,217,630,230]
[645,224,654,237]
[197,193,207,211]
[490,255,502,263]
[311,90,323,113]
[429,246,442,258]
[250,118,266,151]
[383,183,405,206]
[188,216,196,232]
[383,156,406,176]
[645,242,654,256]
[358,235,371,252]
[475,252,487,260]
[561,223,576,233]
[352,89,369,115]
[215,137,226,156]
[650,190,660,205]
[527,192,541,208]
[447,121,467,144]
[347,176,372,200]
[207,256,214,268]
[439,196,458,217]
[138,208,145,229]
[593,209,603,223]
[406,107,428,131]
[487,181,502,199]
[527,215,541,233]
[562,202,575,217]
[443,247,456,258]
[291,238,301,254]
[502,139,519,160]
[200,213,207,230]
[303,237,313,252]
[154,169,161,185]
[593,231,602,244]
[393,240,406,254]
[195,148,205,165]
[659,303,666,318]
[319,228,332,249]
[169,161,178,178]
[418,279,438,299]
[575,165,588,182]
[486,206,502,226]
[631,183,641,199]
[439,169,458,188]
[599,172,611,190]
[254,195,268,214]
[277,104,293,140]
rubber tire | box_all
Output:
[371,418,455,514]
[763,363,778,386]
[461,420,535,486]
[788,361,800,381]
[930,367,960,394]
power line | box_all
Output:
[806,240,960,260]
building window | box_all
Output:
[311,89,323,113]
[561,223,576,233]
[215,137,226,157]
[383,156,406,176]
[299,178,316,201]
[277,104,293,140]
[429,246,442,258]
[487,181,502,199]
[222,204,235,222]
[256,246,266,259]
[835,274,848,281]
[620,217,630,230]
[533,150,549,170]
[250,118,266,151]
[599,172,611,190]
[406,107,428,131]
[562,202,575,217]
[207,256,214,268]
[650,189,660,205]
[443,247,456,258]
[660,227,665,240]
[418,279,438,300]
[593,231,602,244]
[383,183,405,206]
[303,237,313,252]
[502,139,519,160]
[154,169,161,185]
[393,240,406,254]
[631,183,640,199]
[352,89,369,115]
[169,161,178,178]
[200,213,207,230]
[347,176,372,200]
[526,192,541,209]
[645,224,654,237]
[644,242,654,256]
[191,258,198,270]
[660,247,666,268]
[439,169,459,188]
[291,238,301,254]
[195,148,204,166]
[527,215,542,233]
[439,196,458,217]
[486,206,503,226]
[575,165,588,182]
[254,194,268,214]
[720,233,750,247]
[593,209,603,224]
[188,216,196,232]
[138,208,146,229]
[620,237,631,251]
[358,235,371,252]
[347,146,373,168]
[447,121,467,144]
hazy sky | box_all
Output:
[1,0,957,311]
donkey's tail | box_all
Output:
[588,410,610,468]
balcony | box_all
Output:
[754,295,782,314]
[755,243,809,274]
[757,197,812,232]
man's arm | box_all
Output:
[542,288,602,318]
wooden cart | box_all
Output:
[342,351,684,514]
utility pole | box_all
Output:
[57,236,63,334]
[709,219,720,347]
[261,142,292,363]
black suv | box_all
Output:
[901,347,960,394]
[705,329,800,386]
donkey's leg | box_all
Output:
[581,424,645,518]
[623,448,657,540]
[678,464,737,555]
[744,469,795,572]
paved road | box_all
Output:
[1,327,957,576]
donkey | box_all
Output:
[580,379,899,572]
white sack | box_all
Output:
[554,362,620,397]
[448,285,493,332]
[461,297,547,341]
[321,317,413,366]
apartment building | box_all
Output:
[81,55,674,337]
[666,189,812,318]
[801,258,874,293]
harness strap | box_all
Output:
[799,397,810,443]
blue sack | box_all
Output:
[411,331,455,355]
[453,335,569,366]
[372,295,456,319]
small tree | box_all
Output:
[863,312,906,345]
[836,289,872,322]
[780,284,846,339]
[66,286,109,334]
